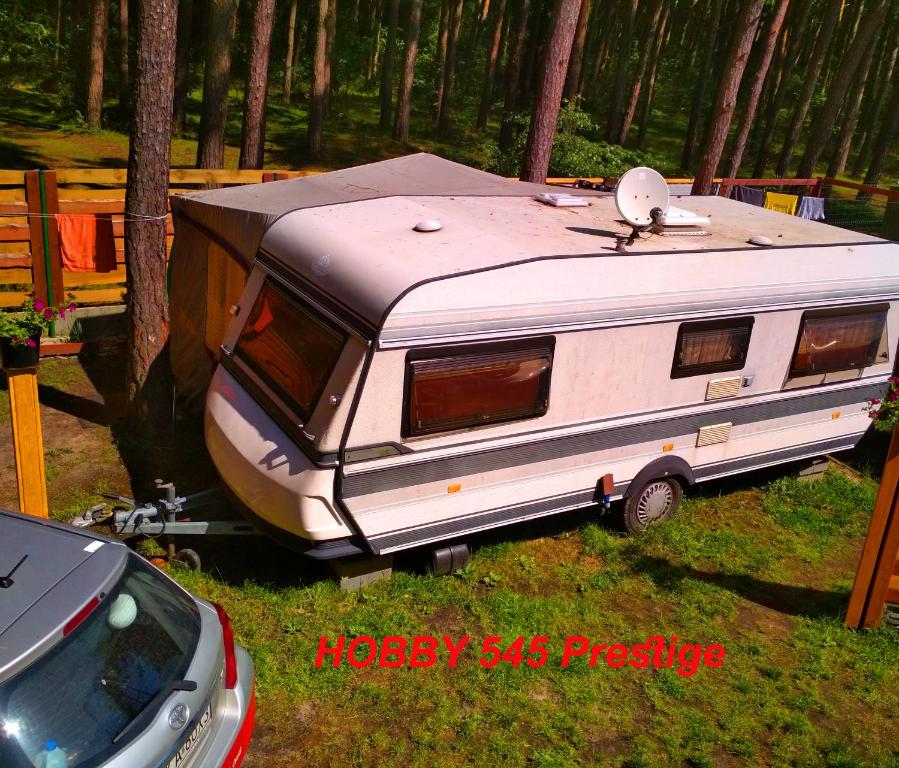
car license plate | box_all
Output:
[166,703,213,768]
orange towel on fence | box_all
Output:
[56,213,117,272]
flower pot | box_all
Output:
[0,333,41,370]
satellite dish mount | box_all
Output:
[614,167,670,247]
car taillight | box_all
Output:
[63,596,100,636]
[213,603,238,689]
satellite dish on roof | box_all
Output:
[615,166,669,227]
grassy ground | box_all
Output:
[2,354,898,767]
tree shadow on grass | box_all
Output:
[632,554,849,619]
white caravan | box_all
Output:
[168,154,899,562]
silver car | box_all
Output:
[0,509,255,768]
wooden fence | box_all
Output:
[1,169,897,314]
[0,168,313,311]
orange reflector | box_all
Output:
[832,411,841,419]
[447,483,462,494]
[662,443,674,452]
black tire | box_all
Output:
[172,548,202,571]
[623,477,683,535]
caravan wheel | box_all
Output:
[624,477,682,535]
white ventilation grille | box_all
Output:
[696,422,733,447]
[706,376,742,401]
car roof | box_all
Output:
[0,509,127,637]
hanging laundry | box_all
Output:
[731,186,765,206]
[796,196,826,221]
[764,192,799,216]
[56,213,117,273]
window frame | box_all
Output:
[788,304,889,378]
[402,337,555,439]
[232,278,348,425]
[670,316,755,379]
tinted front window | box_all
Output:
[235,281,347,421]
[0,557,200,768]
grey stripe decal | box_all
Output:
[342,381,885,498]
[366,434,863,553]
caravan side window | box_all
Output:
[404,339,553,437]
[789,306,888,377]
[671,317,754,379]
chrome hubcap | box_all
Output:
[636,481,673,526]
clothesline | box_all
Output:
[0,212,169,221]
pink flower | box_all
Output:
[33,299,46,311]
[25,338,36,349]
[890,376,899,384]
[59,307,66,318]
[889,390,897,402]
[870,399,881,406]
[42,307,54,319]
[68,303,76,313]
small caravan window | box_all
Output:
[789,306,888,377]
[234,281,346,421]
[671,317,754,378]
[405,340,553,437]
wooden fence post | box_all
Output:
[23,170,64,308]
[846,427,899,628]
[7,368,49,518]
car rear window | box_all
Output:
[234,280,347,421]
[0,557,201,768]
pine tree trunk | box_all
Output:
[55,0,63,68]
[498,0,530,152]
[434,0,450,115]
[379,0,400,129]
[86,0,110,129]
[476,0,507,130]
[562,0,591,101]
[437,0,464,134]
[863,77,899,186]
[750,0,810,177]
[171,0,193,134]
[606,0,638,143]
[282,0,298,103]
[196,0,238,169]
[636,2,669,150]
[692,0,765,195]
[125,0,177,433]
[726,0,790,178]
[796,1,888,179]
[774,1,839,177]
[826,27,879,179]
[239,0,276,169]
[618,0,663,146]
[119,0,130,109]
[323,0,337,116]
[521,0,582,183]
[681,0,723,172]
[308,0,330,156]
[393,0,423,142]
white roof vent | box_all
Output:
[414,219,442,232]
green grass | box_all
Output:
[168,468,899,768]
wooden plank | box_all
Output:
[886,575,899,605]
[0,254,31,268]
[42,171,64,306]
[0,170,26,184]
[56,168,128,184]
[822,177,899,201]
[71,287,126,304]
[62,266,128,286]
[0,268,33,283]
[58,200,129,213]
[40,341,84,357]
[846,428,899,627]
[57,188,128,201]
[0,292,29,308]
[0,223,30,242]
[0,242,33,254]
[24,171,49,306]
[8,370,48,518]
[0,188,27,202]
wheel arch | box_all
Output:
[624,456,695,498]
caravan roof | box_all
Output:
[171,154,895,344]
